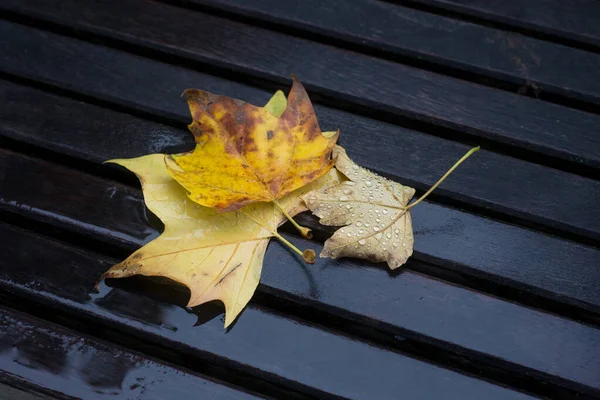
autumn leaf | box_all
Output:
[97,154,340,328]
[302,145,479,269]
[164,76,339,233]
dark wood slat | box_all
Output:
[405,0,600,50]
[173,0,600,106]
[0,224,534,400]
[1,149,599,396]
[2,3,600,173]
[2,82,600,319]
[0,384,55,400]
[0,307,260,400]
[0,30,599,245]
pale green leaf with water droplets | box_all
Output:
[302,146,415,269]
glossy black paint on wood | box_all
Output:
[2,25,600,245]
[0,307,260,400]
[2,82,600,317]
[0,224,533,400]
[2,5,600,174]
[1,149,599,396]
[172,0,600,106]
[404,0,600,50]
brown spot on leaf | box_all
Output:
[304,170,319,181]
[216,263,242,286]
[267,130,274,140]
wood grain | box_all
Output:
[403,0,600,50]
[174,0,600,105]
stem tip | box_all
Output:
[299,227,313,240]
[302,249,316,264]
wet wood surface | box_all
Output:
[1,1,599,399]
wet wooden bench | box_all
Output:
[1,0,599,398]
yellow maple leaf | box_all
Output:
[97,154,340,328]
[164,76,339,221]
[303,145,479,269]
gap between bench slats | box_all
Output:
[0,223,536,400]
[1,149,599,396]
[1,4,600,175]
[1,26,599,245]
[0,307,261,400]
[162,0,600,108]
[1,84,600,319]
[398,0,600,51]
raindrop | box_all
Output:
[373,226,380,232]
[386,232,392,239]
[340,195,349,201]
[343,189,352,195]
[375,233,383,240]
[346,204,352,209]
[358,229,364,234]
[368,195,374,201]
[364,223,370,227]
[352,165,359,170]
[356,221,362,227]
[346,181,356,186]
[382,209,388,214]
[365,181,372,187]
[358,239,366,245]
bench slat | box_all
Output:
[0,307,262,400]
[0,223,535,400]
[172,0,600,105]
[406,0,600,50]
[1,149,599,395]
[1,3,600,173]
[2,81,600,317]
[1,24,599,244]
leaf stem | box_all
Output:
[271,231,316,263]
[405,146,480,210]
[273,200,313,239]
[240,208,316,263]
